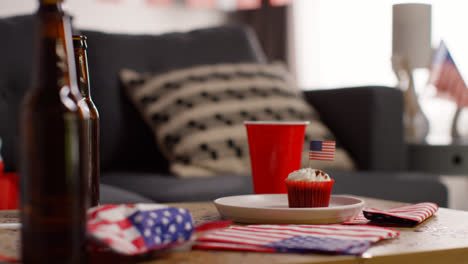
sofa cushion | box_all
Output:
[303,87,407,171]
[0,15,35,172]
[81,25,266,173]
[100,183,154,204]
[121,63,355,177]
[102,172,254,203]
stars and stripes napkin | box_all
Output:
[87,204,194,255]
[0,200,439,263]
[345,202,439,226]
[83,202,438,256]
[193,224,399,255]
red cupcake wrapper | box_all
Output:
[285,179,334,208]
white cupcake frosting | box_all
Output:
[286,168,331,182]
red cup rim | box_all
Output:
[244,121,310,125]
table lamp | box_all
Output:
[392,3,432,143]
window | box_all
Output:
[293,0,468,143]
[293,0,468,90]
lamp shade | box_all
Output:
[392,3,432,70]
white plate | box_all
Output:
[214,194,364,224]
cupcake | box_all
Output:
[285,168,334,208]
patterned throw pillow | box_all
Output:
[121,63,355,178]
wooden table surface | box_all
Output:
[1,196,468,264]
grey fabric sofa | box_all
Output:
[0,14,448,206]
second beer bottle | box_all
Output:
[73,35,100,207]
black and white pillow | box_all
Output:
[121,63,355,177]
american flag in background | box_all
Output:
[309,140,336,161]
[429,40,468,107]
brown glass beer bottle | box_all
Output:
[73,35,100,207]
[19,0,89,263]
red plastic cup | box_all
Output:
[245,121,309,194]
[0,173,19,210]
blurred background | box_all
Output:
[2,0,468,143]
[2,0,468,209]
[3,1,468,87]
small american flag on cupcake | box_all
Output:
[309,140,336,161]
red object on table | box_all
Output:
[0,172,19,210]
[245,122,308,194]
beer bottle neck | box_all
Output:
[34,1,81,102]
[38,0,64,13]
[74,47,92,98]
[39,0,64,5]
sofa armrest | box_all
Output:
[303,86,407,171]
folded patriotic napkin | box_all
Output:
[345,202,439,226]
[87,204,194,255]
[49,202,439,257]
[193,224,399,255]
